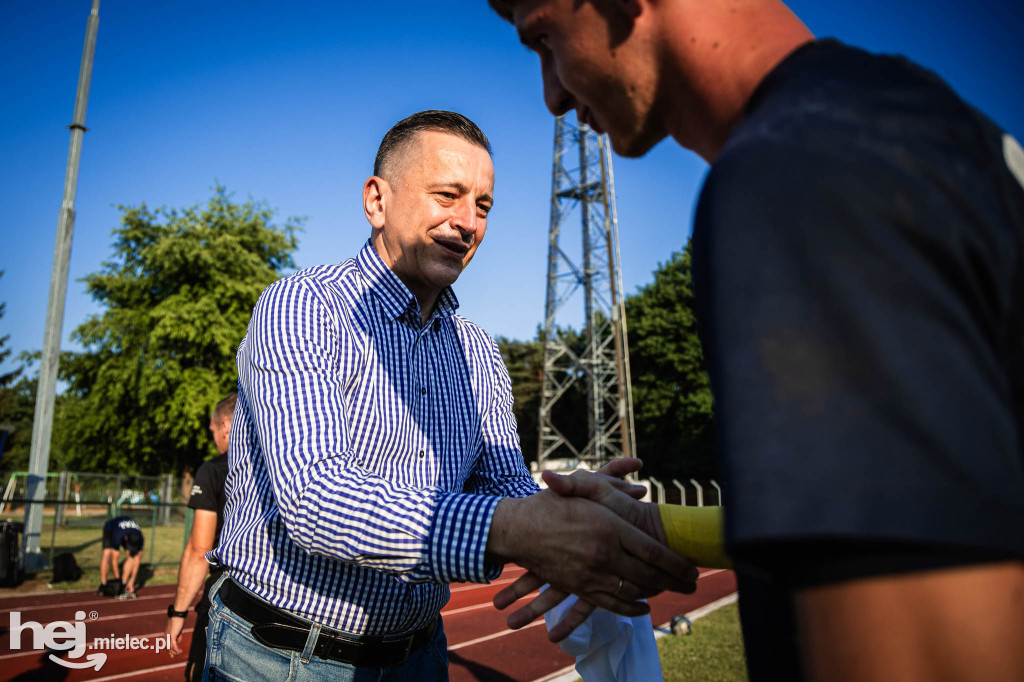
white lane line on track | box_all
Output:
[2,585,176,599]
[87,661,187,681]
[441,601,500,616]
[0,627,194,660]
[448,619,546,651]
[1,593,171,613]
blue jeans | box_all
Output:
[201,574,448,682]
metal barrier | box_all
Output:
[646,478,723,506]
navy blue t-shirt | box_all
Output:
[692,39,1024,678]
[104,516,143,549]
[694,39,1024,561]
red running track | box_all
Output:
[0,568,736,681]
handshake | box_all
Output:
[486,458,716,642]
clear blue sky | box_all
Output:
[2,1,1022,380]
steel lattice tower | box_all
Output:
[537,115,636,470]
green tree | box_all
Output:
[625,239,716,480]
[0,276,24,466]
[59,187,301,475]
[498,325,592,466]
[0,272,22,393]
[0,374,77,472]
[497,332,543,465]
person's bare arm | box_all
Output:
[795,560,1024,682]
[165,509,218,656]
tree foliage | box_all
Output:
[0,272,22,393]
[58,187,300,475]
[0,273,26,467]
[496,326,589,467]
[625,239,716,479]
[0,371,80,473]
[496,333,543,466]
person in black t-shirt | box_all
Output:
[165,392,235,682]
[488,1,1024,680]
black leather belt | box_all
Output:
[218,578,435,668]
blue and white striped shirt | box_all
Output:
[211,241,540,636]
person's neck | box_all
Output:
[370,235,440,327]
[417,294,438,328]
[400,278,439,328]
[658,2,814,163]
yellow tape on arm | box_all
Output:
[657,504,732,569]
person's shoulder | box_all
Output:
[449,314,498,350]
[729,39,990,175]
[700,130,835,233]
[209,453,230,483]
[195,452,229,478]
[264,260,359,295]
[190,455,229,508]
[251,259,362,324]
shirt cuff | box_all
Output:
[426,492,503,584]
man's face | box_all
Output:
[209,417,230,454]
[509,0,667,157]
[372,130,494,302]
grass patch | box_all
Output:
[659,602,749,682]
[1,504,191,592]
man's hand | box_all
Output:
[165,616,186,656]
[493,465,687,641]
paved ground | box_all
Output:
[0,567,737,681]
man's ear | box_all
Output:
[363,176,388,229]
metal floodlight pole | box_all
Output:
[537,114,635,472]
[22,0,100,570]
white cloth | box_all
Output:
[543,588,664,682]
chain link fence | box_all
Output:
[0,470,195,587]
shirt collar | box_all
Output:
[356,240,460,324]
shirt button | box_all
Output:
[418,450,425,458]
[432,319,441,332]
[420,387,426,395]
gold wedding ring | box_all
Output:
[613,577,624,597]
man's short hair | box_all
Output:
[373,110,492,180]
[212,392,237,423]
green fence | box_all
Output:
[0,470,178,508]
[3,498,193,571]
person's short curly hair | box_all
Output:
[373,110,492,180]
